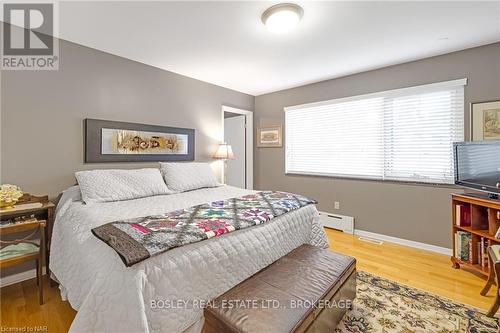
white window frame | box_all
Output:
[284,78,467,185]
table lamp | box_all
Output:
[213,143,235,184]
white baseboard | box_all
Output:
[354,229,452,256]
[0,268,38,288]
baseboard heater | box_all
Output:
[319,212,354,234]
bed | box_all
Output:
[50,184,329,333]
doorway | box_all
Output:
[222,106,253,189]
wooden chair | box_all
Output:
[0,219,46,304]
[480,245,500,317]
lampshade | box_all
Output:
[213,143,235,160]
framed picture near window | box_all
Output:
[471,100,500,141]
[257,125,282,148]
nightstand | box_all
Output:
[0,193,55,286]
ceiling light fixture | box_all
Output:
[261,3,304,34]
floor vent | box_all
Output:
[358,236,384,245]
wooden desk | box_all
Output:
[0,193,55,284]
[0,218,46,304]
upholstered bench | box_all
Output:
[203,244,356,333]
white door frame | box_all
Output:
[221,105,253,190]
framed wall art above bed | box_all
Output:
[84,119,195,162]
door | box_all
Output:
[224,115,246,188]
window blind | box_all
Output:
[285,79,466,184]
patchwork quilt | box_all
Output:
[92,191,316,266]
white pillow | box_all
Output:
[55,185,82,215]
[160,162,219,192]
[75,168,172,204]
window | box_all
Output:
[285,79,466,184]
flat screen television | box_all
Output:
[454,140,500,199]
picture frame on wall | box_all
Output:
[85,118,195,162]
[257,125,282,148]
[471,100,500,141]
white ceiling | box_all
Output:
[57,1,500,96]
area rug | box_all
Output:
[335,271,499,333]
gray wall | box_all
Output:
[0,34,253,278]
[1,27,498,263]
[0,38,254,199]
[254,42,500,248]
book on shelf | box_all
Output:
[495,226,500,239]
[481,237,489,268]
[481,237,485,267]
[477,241,481,266]
[469,239,473,264]
[482,238,490,268]
[455,204,471,227]
[455,231,472,262]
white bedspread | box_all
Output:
[50,185,328,333]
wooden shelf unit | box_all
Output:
[451,193,500,278]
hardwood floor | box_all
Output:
[0,228,494,332]
[325,228,493,311]
[0,276,75,332]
